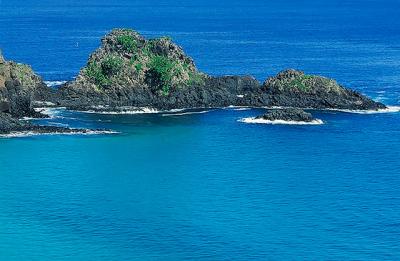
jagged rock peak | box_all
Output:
[70,28,206,96]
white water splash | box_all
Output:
[76,107,160,115]
[233,108,251,111]
[238,117,324,125]
[34,107,66,118]
[162,110,211,116]
[224,106,251,111]
[329,106,400,114]
[44,81,67,87]
[0,130,119,139]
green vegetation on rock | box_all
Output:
[265,69,343,93]
[13,63,36,87]
[85,56,124,86]
[117,34,138,53]
[188,70,205,86]
[85,61,110,86]
[79,29,205,94]
[134,62,143,73]
[288,75,313,91]
[149,55,178,95]
[101,56,123,76]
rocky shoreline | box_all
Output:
[0,28,389,135]
[0,112,108,136]
[256,108,315,123]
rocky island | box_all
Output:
[256,108,316,123]
[57,29,386,112]
[0,28,389,135]
[0,52,106,135]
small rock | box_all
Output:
[256,108,315,122]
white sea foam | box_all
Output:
[32,101,56,107]
[162,110,211,116]
[223,106,251,110]
[44,81,67,87]
[0,130,119,138]
[76,107,160,115]
[238,117,324,125]
[21,117,38,120]
[329,106,400,114]
[233,108,251,111]
[34,107,66,118]
[76,107,191,115]
[262,105,400,114]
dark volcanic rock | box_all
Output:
[0,112,24,133]
[262,69,386,110]
[57,29,386,112]
[0,50,53,118]
[56,28,266,111]
[256,108,315,122]
[0,112,106,136]
[57,28,207,108]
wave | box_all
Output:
[34,107,66,118]
[263,105,400,114]
[32,101,57,107]
[75,107,192,115]
[76,107,161,115]
[223,106,251,111]
[239,117,324,125]
[330,106,400,114]
[162,110,211,116]
[233,108,251,111]
[0,130,119,139]
[44,81,67,87]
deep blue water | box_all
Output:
[1,0,400,260]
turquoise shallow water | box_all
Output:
[1,0,400,260]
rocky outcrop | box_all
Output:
[256,108,315,122]
[260,69,386,110]
[0,51,51,118]
[0,29,389,134]
[58,29,386,112]
[0,112,24,133]
[58,29,208,108]
[0,51,72,135]
[0,111,96,135]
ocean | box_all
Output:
[1,0,400,260]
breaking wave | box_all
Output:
[238,117,324,125]
[330,106,400,114]
[162,110,211,116]
[0,130,119,139]
[76,107,161,115]
[44,81,67,87]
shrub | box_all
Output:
[14,64,35,86]
[116,34,137,53]
[134,62,143,73]
[149,55,177,95]
[142,42,155,57]
[188,72,204,86]
[85,61,109,86]
[101,56,123,76]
